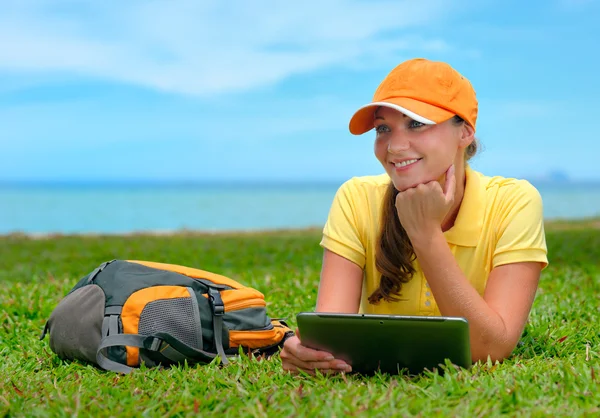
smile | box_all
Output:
[393,158,421,168]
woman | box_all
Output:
[280,58,548,375]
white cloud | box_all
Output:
[0,0,456,96]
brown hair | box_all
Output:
[368,115,479,304]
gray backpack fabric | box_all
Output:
[41,259,293,373]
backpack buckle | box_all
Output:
[208,288,225,316]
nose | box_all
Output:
[387,132,411,154]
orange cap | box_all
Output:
[349,58,478,135]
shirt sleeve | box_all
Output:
[319,179,366,268]
[493,181,549,269]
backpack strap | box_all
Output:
[96,333,221,374]
[86,259,117,284]
[96,287,233,373]
[39,321,50,340]
[153,332,217,364]
[208,288,230,365]
[96,334,162,374]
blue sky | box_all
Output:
[1,0,599,183]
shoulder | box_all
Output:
[336,173,390,197]
[483,173,542,203]
[473,170,543,218]
[328,173,390,223]
[333,174,390,213]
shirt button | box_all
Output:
[425,291,431,297]
[425,300,431,307]
[425,283,430,288]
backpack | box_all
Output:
[40,259,294,374]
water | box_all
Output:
[1,182,599,235]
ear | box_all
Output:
[458,123,475,149]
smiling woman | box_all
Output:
[279,58,549,375]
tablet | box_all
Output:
[296,312,471,375]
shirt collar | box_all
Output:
[443,165,485,247]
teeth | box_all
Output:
[394,159,419,168]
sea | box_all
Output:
[1,181,599,235]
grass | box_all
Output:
[1,221,599,417]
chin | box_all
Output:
[391,173,440,192]
[391,179,420,192]
[389,171,423,191]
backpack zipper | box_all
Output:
[224,297,266,312]
[203,288,266,312]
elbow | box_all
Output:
[469,317,519,364]
[470,335,516,364]
[471,348,513,364]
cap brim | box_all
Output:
[348,98,456,135]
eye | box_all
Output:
[375,124,390,134]
[408,120,425,129]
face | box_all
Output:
[373,106,474,192]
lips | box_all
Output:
[390,158,422,169]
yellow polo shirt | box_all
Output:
[320,166,548,316]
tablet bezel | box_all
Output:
[296,312,472,375]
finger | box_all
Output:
[285,367,343,376]
[285,335,335,362]
[397,187,415,200]
[284,359,351,373]
[290,359,350,372]
[293,343,335,362]
[419,182,439,192]
[395,191,403,207]
[443,164,456,203]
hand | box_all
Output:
[280,330,352,375]
[395,164,456,238]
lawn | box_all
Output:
[1,221,599,417]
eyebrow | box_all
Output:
[373,109,408,121]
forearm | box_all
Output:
[410,230,511,362]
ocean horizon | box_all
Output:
[2,180,600,235]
